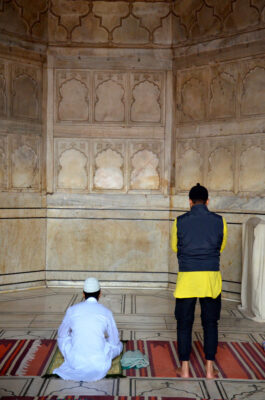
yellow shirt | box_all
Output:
[171,216,227,299]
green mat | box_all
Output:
[44,347,123,378]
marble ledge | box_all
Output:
[172,194,265,214]
[51,47,173,70]
[47,279,169,290]
[0,208,46,218]
[173,28,265,59]
[0,118,42,135]
[0,192,44,208]
[176,118,265,138]
[46,193,265,214]
[0,281,46,294]
[54,123,165,139]
[46,207,171,220]
[0,271,46,286]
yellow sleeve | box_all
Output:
[171,218,178,253]
[220,217,227,253]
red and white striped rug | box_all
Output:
[0,339,264,380]
[125,340,265,380]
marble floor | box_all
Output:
[0,287,265,400]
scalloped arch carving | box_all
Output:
[0,74,7,116]
[58,148,88,190]
[209,72,236,119]
[0,148,6,188]
[181,77,207,121]
[95,79,125,122]
[177,148,202,190]
[239,146,265,192]
[12,74,39,119]
[131,80,161,123]
[58,78,89,121]
[208,147,234,191]
[130,149,159,190]
[94,148,124,189]
[112,14,149,44]
[11,144,38,188]
[241,67,265,116]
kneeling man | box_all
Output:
[53,277,123,381]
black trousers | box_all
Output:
[174,295,221,361]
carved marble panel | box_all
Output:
[94,72,126,123]
[240,63,265,116]
[0,135,7,189]
[153,13,173,45]
[130,72,163,124]
[56,70,90,122]
[48,9,68,42]
[93,141,125,191]
[224,0,260,32]
[178,69,208,122]
[239,139,265,193]
[55,139,89,191]
[50,0,90,41]
[129,142,162,191]
[209,66,237,119]
[207,142,235,192]
[1,0,265,46]
[10,135,41,190]
[173,0,203,36]
[132,2,170,36]
[71,12,108,43]
[92,2,129,33]
[0,0,29,37]
[175,140,204,191]
[190,3,222,39]
[171,13,188,44]
[0,62,7,117]
[206,0,234,21]
[112,14,149,44]
[11,64,41,120]
[13,0,48,36]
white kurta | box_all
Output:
[53,297,123,381]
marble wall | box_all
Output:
[0,0,265,298]
[0,48,45,290]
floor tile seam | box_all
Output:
[0,312,67,315]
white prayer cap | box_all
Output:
[83,277,100,293]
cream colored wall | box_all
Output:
[0,47,46,290]
[0,0,265,298]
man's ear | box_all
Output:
[82,291,85,299]
[189,199,193,208]
[206,199,209,206]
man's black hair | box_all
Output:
[189,183,208,204]
[83,290,101,300]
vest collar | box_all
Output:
[190,204,209,214]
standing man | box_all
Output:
[53,277,123,381]
[171,183,227,379]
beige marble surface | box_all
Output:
[0,287,264,399]
[46,218,169,272]
[0,1,265,305]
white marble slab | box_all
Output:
[39,377,117,397]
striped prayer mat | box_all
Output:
[125,340,265,380]
[0,339,264,379]
[0,339,121,377]
[0,397,223,400]
[0,339,56,376]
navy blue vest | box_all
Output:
[177,204,223,272]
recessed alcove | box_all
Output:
[0,1,265,299]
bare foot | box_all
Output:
[205,360,218,379]
[176,361,190,378]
